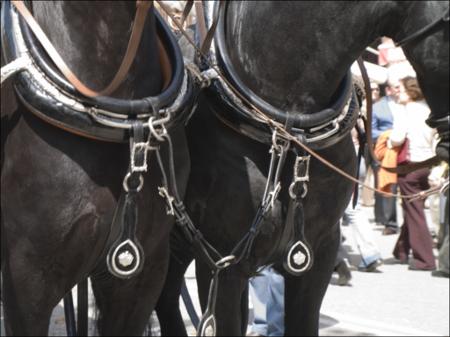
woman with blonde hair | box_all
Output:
[389,76,437,270]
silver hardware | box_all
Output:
[271,130,289,153]
[215,255,236,269]
[268,182,281,210]
[118,251,134,267]
[130,142,150,172]
[123,172,144,193]
[306,120,340,143]
[289,155,311,199]
[199,315,216,337]
[158,186,175,216]
[286,241,312,273]
[148,116,168,142]
[107,239,142,278]
[293,251,306,266]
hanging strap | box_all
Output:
[199,1,226,56]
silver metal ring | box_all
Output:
[289,181,308,199]
[215,255,236,269]
[123,172,144,192]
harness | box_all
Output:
[1,0,198,279]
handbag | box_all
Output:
[397,138,410,164]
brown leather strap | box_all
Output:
[356,57,439,175]
[180,0,194,28]
[200,1,226,56]
[194,1,207,45]
[12,0,153,97]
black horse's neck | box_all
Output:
[31,1,163,99]
[225,2,380,114]
[393,1,449,122]
[225,1,448,122]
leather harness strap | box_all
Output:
[12,0,153,98]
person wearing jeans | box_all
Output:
[248,267,284,336]
[371,77,404,235]
[342,201,383,271]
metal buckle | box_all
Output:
[130,142,150,172]
[289,155,311,199]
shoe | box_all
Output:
[382,227,398,235]
[335,260,352,286]
[408,265,436,271]
[246,332,265,337]
[358,259,383,272]
[431,270,450,278]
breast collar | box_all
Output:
[1,1,196,142]
[200,1,359,150]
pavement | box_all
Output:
[178,201,449,336]
[318,203,449,336]
[1,203,448,336]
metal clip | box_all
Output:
[271,130,290,154]
[158,186,175,216]
[289,155,311,199]
[267,182,281,210]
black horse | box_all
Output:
[156,1,449,336]
[1,1,194,335]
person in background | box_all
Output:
[371,77,404,235]
[333,232,353,286]
[340,126,383,274]
[428,163,449,278]
[390,76,437,271]
[248,267,284,336]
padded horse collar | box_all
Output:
[1,0,195,142]
[201,1,359,150]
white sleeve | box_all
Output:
[389,105,407,147]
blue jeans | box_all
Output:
[249,267,284,336]
[343,202,382,268]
